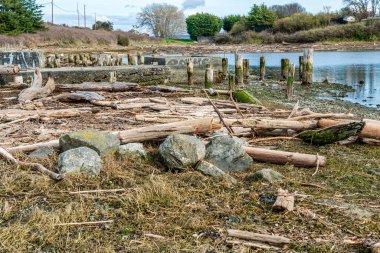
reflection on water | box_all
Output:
[212,51,380,107]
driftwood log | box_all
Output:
[56,82,140,92]
[0,108,93,122]
[318,119,380,140]
[244,147,326,167]
[18,68,56,103]
[226,229,290,245]
[0,146,62,180]
[298,121,365,145]
[227,118,318,130]
[0,65,20,75]
[118,117,221,144]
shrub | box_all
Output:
[230,19,250,35]
[247,4,277,29]
[214,33,233,44]
[186,13,223,41]
[222,15,243,32]
[273,13,331,33]
[93,21,114,31]
[117,35,130,46]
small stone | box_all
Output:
[196,160,237,183]
[205,135,253,172]
[29,147,56,159]
[248,169,285,183]
[158,134,205,171]
[58,147,102,176]
[119,143,148,158]
[59,129,120,156]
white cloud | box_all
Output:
[182,0,205,10]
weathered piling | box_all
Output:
[287,64,296,100]
[109,71,117,83]
[299,56,304,80]
[281,58,290,81]
[137,52,144,65]
[229,74,235,91]
[235,53,244,88]
[260,56,266,80]
[302,49,313,85]
[187,59,194,86]
[205,64,214,88]
[243,59,250,79]
[222,58,228,79]
[128,54,136,65]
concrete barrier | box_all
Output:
[0,51,43,70]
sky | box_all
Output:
[37,0,344,31]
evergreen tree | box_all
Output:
[0,0,45,35]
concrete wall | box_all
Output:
[0,51,43,70]
[0,66,170,86]
[144,56,223,84]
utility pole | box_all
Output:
[51,0,53,24]
[77,2,80,27]
[84,4,86,28]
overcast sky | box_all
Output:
[37,0,344,31]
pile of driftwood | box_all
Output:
[1,68,380,181]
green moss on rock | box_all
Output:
[233,89,260,104]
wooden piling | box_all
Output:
[302,49,313,85]
[205,64,214,88]
[287,64,296,100]
[137,52,144,65]
[260,56,266,81]
[299,56,304,80]
[128,54,136,65]
[222,58,228,79]
[281,58,290,81]
[243,59,250,79]
[235,53,244,88]
[187,59,194,86]
[229,74,235,91]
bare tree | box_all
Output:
[137,3,186,38]
[343,0,371,18]
[270,3,306,19]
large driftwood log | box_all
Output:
[297,121,365,145]
[227,118,318,130]
[0,146,62,180]
[8,140,60,154]
[226,229,290,245]
[56,82,140,92]
[18,68,56,103]
[318,119,380,140]
[244,147,326,167]
[0,65,20,75]
[273,189,295,212]
[118,117,221,143]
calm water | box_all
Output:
[213,51,380,107]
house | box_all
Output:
[343,16,356,23]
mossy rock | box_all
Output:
[59,129,120,156]
[233,89,260,104]
[298,121,365,146]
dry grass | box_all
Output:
[0,24,158,50]
[0,139,379,252]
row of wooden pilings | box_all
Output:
[188,48,314,99]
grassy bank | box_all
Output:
[216,23,380,45]
[0,24,158,49]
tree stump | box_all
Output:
[273,188,294,212]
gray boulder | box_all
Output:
[29,147,56,159]
[248,169,284,183]
[119,143,148,158]
[205,135,253,172]
[158,134,205,171]
[196,160,237,184]
[59,129,120,156]
[58,147,102,176]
